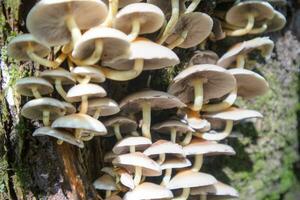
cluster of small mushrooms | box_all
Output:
[8,0,285,199]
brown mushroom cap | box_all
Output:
[82,98,120,117]
[255,10,286,32]
[168,64,236,104]
[40,68,76,84]
[71,66,106,83]
[229,68,269,99]
[67,83,107,102]
[186,118,211,132]
[120,89,186,113]
[104,116,137,137]
[104,151,118,163]
[161,157,192,170]
[217,37,274,68]
[72,27,130,62]
[16,77,53,97]
[188,50,219,66]
[143,140,185,157]
[51,113,107,136]
[166,12,213,48]
[124,182,173,200]
[152,120,194,134]
[33,127,84,148]
[113,136,152,154]
[21,97,65,120]
[114,3,164,35]
[112,152,162,176]
[93,174,117,191]
[225,1,274,27]
[103,0,143,8]
[102,38,180,70]
[26,0,108,46]
[8,34,50,60]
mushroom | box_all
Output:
[188,50,219,66]
[61,101,77,115]
[16,77,53,99]
[202,68,269,112]
[26,0,108,47]
[21,97,65,126]
[112,136,152,154]
[104,117,138,140]
[167,169,217,200]
[51,113,107,141]
[33,127,84,148]
[190,181,239,200]
[71,65,106,84]
[224,1,274,36]
[93,174,117,198]
[8,34,65,68]
[168,64,236,112]
[217,37,274,69]
[209,18,226,41]
[71,27,130,65]
[101,38,179,81]
[165,12,213,49]
[40,68,76,102]
[120,90,186,139]
[114,3,165,41]
[202,107,263,141]
[124,182,173,200]
[113,152,162,186]
[67,83,107,114]
[105,195,122,200]
[104,151,118,163]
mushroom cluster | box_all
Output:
[8,0,285,199]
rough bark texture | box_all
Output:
[0,0,299,200]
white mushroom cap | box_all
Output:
[152,120,194,134]
[61,101,77,114]
[16,77,53,97]
[26,0,108,46]
[120,89,186,114]
[93,174,117,191]
[104,116,137,136]
[67,83,107,102]
[82,98,120,117]
[161,157,192,170]
[8,34,50,60]
[113,136,152,154]
[265,10,286,32]
[114,3,165,35]
[143,140,185,157]
[40,68,76,84]
[168,64,236,103]
[71,66,106,83]
[123,182,173,200]
[72,27,130,62]
[186,118,211,132]
[33,127,84,148]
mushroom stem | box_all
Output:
[55,53,68,65]
[127,18,141,42]
[202,120,233,141]
[201,88,237,112]
[249,23,268,34]
[130,145,136,153]
[157,154,166,165]
[68,57,75,71]
[170,128,177,143]
[181,131,193,146]
[57,140,64,145]
[133,166,142,186]
[200,194,207,200]
[167,29,188,49]
[77,75,91,84]
[93,108,101,119]
[173,187,190,200]
[62,43,73,54]
[43,110,50,126]
[72,39,103,65]
[185,0,201,14]
[141,102,152,140]
[27,50,60,68]
[161,168,172,186]
[75,129,82,139]
[190,79,205,111]
[101,59,144,81]
[156,0,179,44]
[55,79,70,102]
[105,190,112,198]
[80,96,88,114]
[225,13,255,36]
[113,124,123,140]
[236,54,245,68]
[65,15,82,46]
[102,0,119,27]
[31,87,42,99]
[192,154,203,172]
[81,132,95,141]
[131,131,140,136]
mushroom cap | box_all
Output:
[147,0,186,19]
[161,157,192,170]
[33,127,84,148]
[112,152,162,176]
[61,101,77,114]
[51,113,107,136]
[188,50,219,66]
[229,68,269,99]
[40,68,76,84]
[152,120,194,134]
[190,181,239,197]
[255,10,286,32]
[113,136,152,154]
[217,37,274,68]
[72,27,130,62]
[82,98,120,117]
[26,0,108,46]
[8,34,50,60]
[167,170,217,190]
[225,1,274,27]
[104,116,137,136]
[103,0,143,8]
[93,174,117,191]
[203,107,263,121]
[186,118,211,132]
[21,98,65,120]
[166,12,213,48]
[120,90,186,113]
[123,182,173,200]
[66,83,107,102]
[183,139,236,156]
[115,3,164,35]
[71,66,106,83]
[116,168,135,189]
[104,151,118,163]
[101,167,116,177]
[168,64,236,103]
[102,38,180,70]
[16,77,53,97]
[143,140,185,157]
